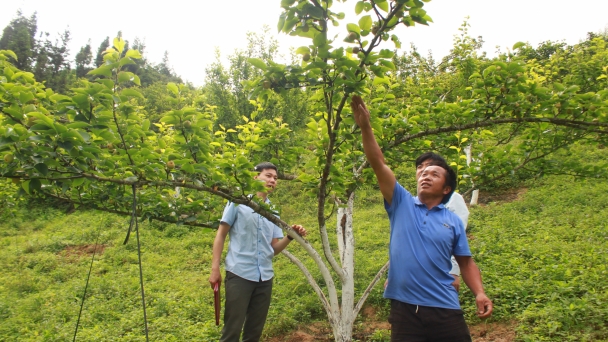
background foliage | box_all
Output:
[1,170,608,341]
[1,3,608,341]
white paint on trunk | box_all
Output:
[470,189,479,205]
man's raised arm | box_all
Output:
[351,95,396,205]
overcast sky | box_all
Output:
[1,0,607,86]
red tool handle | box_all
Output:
[213,283,220,326]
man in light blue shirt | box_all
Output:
[209,162,307,342]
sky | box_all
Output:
[1,0,607,86]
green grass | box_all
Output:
[460,176,608,341]
[1,175,607,341]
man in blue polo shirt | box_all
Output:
[351,96,492,341]
[208,162,307,342]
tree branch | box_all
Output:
[281,250,334,324]
[353,261,389,318]
[393,117,608,147]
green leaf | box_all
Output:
[380,60,396,70]
[121,88,144,98]
[308,6,324,19]
[512,42,526,50]
[1,50,18,61]
[22,180,30,194]
[373,77,390,86]
[29,112,54,127]
[167,82,179,95]
[376,0,389,12]
[77,130,91,143]
[160,115,178,124]
[4,66,14,80]
[295,46,311,54]
[248,58,267,70]
[119,57,136,67]
[313,32,327,47]
[53,122,68,134]
[280,0,296,8]
[181,163,195,173]
[97,79,114,90]
[118,71,136,84]
[359,15,372,31]
[347,23,361,33]
[142,119,150,131]
[72,177,85,187]
[19,92,34,104]
[355,1,365,14]
[277,13,286,32]
[283,18,299,33]
[113,37,126,54]
[34,163,48,176]
[88,65,113,78]
[72,94,89,110]
[125,49,142,59]
[67,122,90,129]
[30,178,41,193]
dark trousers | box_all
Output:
[220,271,273,342]
[389,300,472,342]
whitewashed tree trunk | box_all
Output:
[470,189,479,206]
[279,189,389,342]
[464,144,480,205]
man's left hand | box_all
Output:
[475,293,493,318]
[291,225,307,238]
[451,274,461,292]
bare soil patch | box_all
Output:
[470,320,518,342]
[59,244,107,259]
[268,322,332,342]
[268,316,517,341]
[476,187,528,205]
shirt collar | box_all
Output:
[414,196,446,210]
[247,194,271,204]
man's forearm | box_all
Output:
[272,236,292,255]
[211,231,227,271]
[360,125,386,172]
[460,259,485,296]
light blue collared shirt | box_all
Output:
[221,199,283,282]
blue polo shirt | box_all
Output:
[384,182,471,309]
[221,199,283,282]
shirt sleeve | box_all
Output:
[273,223,283,239]
[385,182,407,215]
[220,202,237,226]
[452,218,471,257]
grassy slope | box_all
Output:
[463,177,608,341]
[1,175,607,341]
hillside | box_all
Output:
[1,174,607,341]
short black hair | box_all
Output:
[415,152,446,168]
[416,152,456,204]
[254,162,278,174]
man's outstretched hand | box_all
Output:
[350,95,371,129]
[291,224,307,238]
